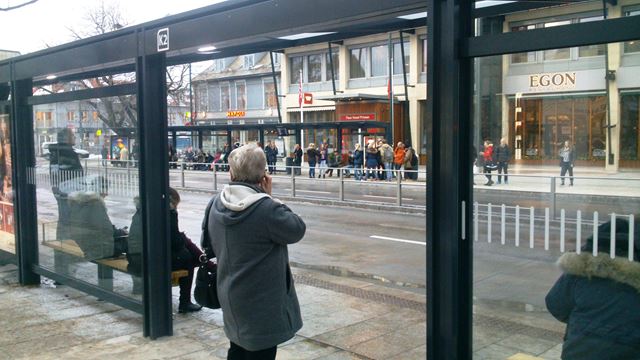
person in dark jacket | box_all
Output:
[559,140,575,186]
[495,138,512,185]
[353,143,364,181]
[365,140,378,181]
[306,143,318,178]
[206,143,306,359]
[545,217,640,360]
[293,144,303,176]
[50,128,84,241]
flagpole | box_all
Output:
[388,33,394,145]
[299,69,305,151]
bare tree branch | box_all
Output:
[0,0,38,11]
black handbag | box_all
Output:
[194,198,221,309]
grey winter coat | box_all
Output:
[207,183,306,351]
[67,191,114,260]
[546,253,640,359]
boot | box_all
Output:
[179,302,202,313]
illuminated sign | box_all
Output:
[339,114,376,121]
[529,72,576,91]
[227,111,246,117]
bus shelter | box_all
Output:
[0,0,426,339]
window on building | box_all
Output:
[235,81,246,110]
[307,54,323,82]
[67,111,75,121]
[393,41,410,75]
[578,16,605,57]
[421,38,427,73]
[511,24,536,63]
[247,80,262,110]
[220,83,230,112]
[349,47,367,79]
[264,81,278,109]
[543,21,571,60]
[370,45,388,77]
[195,84,208,112]
[290,56,303,84]
[81,111,88,123]
[243,55,254,69]
[624,9,640,53]
[326,51,339,81]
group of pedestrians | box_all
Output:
[305,139,419,181]
[477,138,576,187]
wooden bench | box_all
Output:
[43,239,188,290]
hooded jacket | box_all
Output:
[67,191,114,260]
[207,182,306,351]
[545,252,640,359]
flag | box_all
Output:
[298,70,303,108]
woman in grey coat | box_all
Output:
[206,143,306,359]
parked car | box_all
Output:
[41,142,90,160]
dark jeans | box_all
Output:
[483,166,492,182]
[497,161,508,183]
[172,236,205,304]
[560,162,574,185]
[308,162,316,178]
[228,342,276,360]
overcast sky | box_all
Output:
[0,0,225,54]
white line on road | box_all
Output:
[370,235,425,246]
[363,195,414,200]
[283,189,332,194]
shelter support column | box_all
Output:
[138,52,172,339]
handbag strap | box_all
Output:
[200,197,216,261]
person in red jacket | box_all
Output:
[481,140,495,186]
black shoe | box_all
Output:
[179,302,203,313]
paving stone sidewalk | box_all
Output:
[0,264,425,360]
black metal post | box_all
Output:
[400,30,412,146]
[427,0,473,359]
[137,52,172,339]
[328,42,337,96]
[13,75,40,285]
[269,52,282,124]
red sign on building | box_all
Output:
[303,92,313,104]
[339,113,376,121]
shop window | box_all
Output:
[349,47,367,79]
[307,54,323,82]
[511,24,536,64]
[621,95,640,160]
[578,16,605,57]
[290,56,303,84]
[624,10,640,53]
[325,52,339,81]
[220,83,230,112]
[235,81,246,110]
[371,45,387,77]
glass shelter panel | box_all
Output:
[0,110,14,256]
[31,95,141,299]
[472,39,640,359]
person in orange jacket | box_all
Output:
[393,142,406,179]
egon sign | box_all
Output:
[529,72,576,92]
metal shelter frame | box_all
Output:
[1,0,638,353]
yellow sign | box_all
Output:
[95,129,102,136]
[227,110,246,117]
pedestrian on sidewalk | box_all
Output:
[481,140,495,186]
[293,144,303,175]
[318,143,329,178]
[379,139,394,181]
[495,137,511,184]
[353,143,364,180]
[394,142,405,180]
[545,217,640,360]
[559,140,575,186]
[205,143,306,360]
[306,143,317,178]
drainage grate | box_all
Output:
[294,274,426,313]
[474,313,564,342]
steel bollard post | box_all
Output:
[550,176,556,219]
[291,165,296,197]
[213,164,218,191]
[397,169,402,206]
[181,164,185,188]
[339,168,344,201]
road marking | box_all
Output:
[370,235,425,246]
[363,194,414,200]
[284,189,332,194]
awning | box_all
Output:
[286,106,335,112]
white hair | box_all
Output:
[229,143,266,184]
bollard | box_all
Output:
[127,160,131,184]
[339,169,344,202]
[610,213,616,259]
[291,165,296,198]
[550,176,557,219]
[212,164,217,191]
[396,170,402,206]
[576,210,582,254]
[593,211,599,256]
[181,165,185,188]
